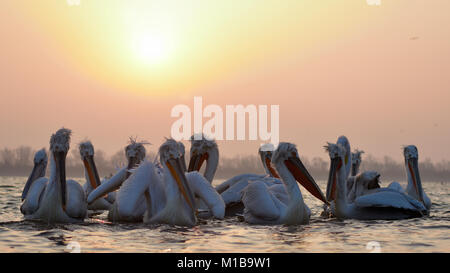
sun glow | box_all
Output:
[14,0,362,96]
[133,32,171,65]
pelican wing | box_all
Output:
[242,181,283,221]
[20,177,48,215]
[186,172,225,219]
[354,188,426,212]
[266,183,289,205]
[66,180,87,219]
[216,174,266,194]
[220,176,280,206]
[221,179,252,205]
[114,161,156,220]
[87,167,128,204]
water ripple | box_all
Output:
[0,177,449,252]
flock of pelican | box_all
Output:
[20,128,430,226]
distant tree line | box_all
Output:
[1,146,449,182]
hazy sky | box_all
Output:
[1,0,449,162]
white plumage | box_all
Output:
[79,141,115,212]
[242,142,327,225]
[145,139,224,226]
[387,145,431,210]
[21,128,87,223]
[215,144,282,215]
[326,142,427,220]
[88,139,225,225]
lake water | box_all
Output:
[0,176,448,253]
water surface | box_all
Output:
[0,176,448,252]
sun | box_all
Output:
[132,32,172,65]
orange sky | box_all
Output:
[0,0,449,162]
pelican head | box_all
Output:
[160,138,196,216]
[187,134,219,183]
[50,128,71,154]
[337,136,351,178]
[34,149,48,165]
[258,143,279,178]
[403,145,424,204]
[325,142,347,203]
[49,128,72,210]
[21,148,48,200]
[272,142,327,204]
[79,141,101,190]
[160,138,183,162]
[351,149,364,176]
[325,143,346,159]
[404,145,419,160]
[125,138,147,177]
[188,134,217,171]
[79,141,94,157]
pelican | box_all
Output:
[402,145,431,209]
[347,146,430,210]
[241,142,327,225]
[178,136,219,217]
[145,139,224,226]
[324,136,356,201]
[322,136,351,215]
[21,128,87,223]
[79,141,115,211]
[205,143,282,216]
[323,137,381,215]
[187,134,219,183]
[155,137,224,219]
[351,149,364,177]
[187,134,244,205]
[21,148,48,202]
[88,139,225,223]
[215,143,280,194]
[386,145,431,210]
[325,142,427,220]
[86,139,148,222]
[346,149,366,196]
